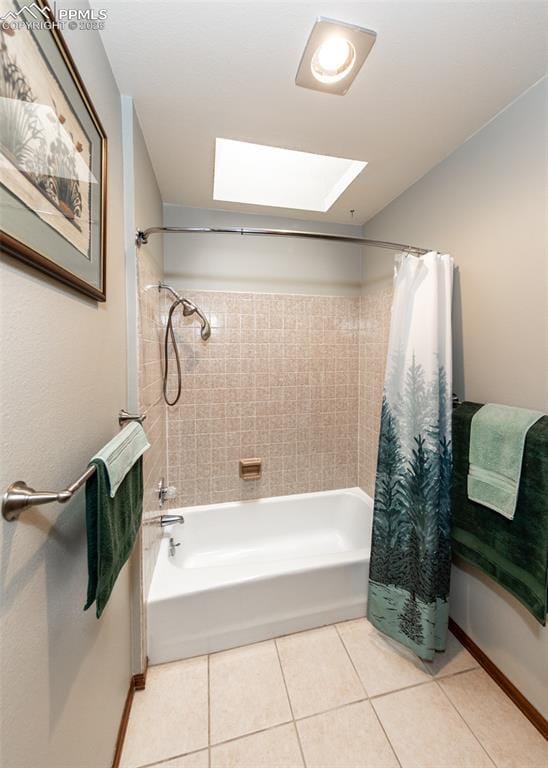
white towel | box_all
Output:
[91,422,150,497]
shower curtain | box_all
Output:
[367,251,454,661]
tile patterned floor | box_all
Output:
[121,619,548,768]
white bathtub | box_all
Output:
[147,487,372,664]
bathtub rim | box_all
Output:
[148,486,373,603]
[161,484,372,517]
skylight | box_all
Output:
[213,138,367,212]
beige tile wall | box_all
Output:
[137,255,167,594]
[165,291,360,508]
[357,283,393,496]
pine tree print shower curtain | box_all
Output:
[367,252,454,661]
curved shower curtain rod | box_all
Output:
[135,226,432,256]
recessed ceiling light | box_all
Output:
[213,138,367,212]
[311,37,356,84]
[296,17,376,95]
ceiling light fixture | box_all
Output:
[296,17,376,95]
[311,37,356,84]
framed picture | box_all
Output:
[0,0,107,300]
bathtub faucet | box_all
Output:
[160,514,185,527]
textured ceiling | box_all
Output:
[95,1,548,224]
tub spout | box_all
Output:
[160,514,185,527]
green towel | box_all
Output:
[84,458,143,618]
[453,402,548,624]
[468,403,543,519]
[91,422,150,498]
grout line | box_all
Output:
[435,679,498,767]
[208,719,294,751]
[367,675,447,701]
[334,623,402,768]
[137,745,208,768]
[362,660,481,703]
[368,695,409,765]
[134,623,490,768]
[291,721,306,768]
[138,674,490,768]
[198,618,355,665]
[273,638,307,768]
[292,697,370,725]
[365,703,403,768]
[333,623,369,699]
[333,621,435,702]
[429,663,480,682]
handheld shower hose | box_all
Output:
[160,283,210,406]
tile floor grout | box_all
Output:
[138,670,484,768]
[273,637,308,768]
[142,748,208,768]
[334,622,403,768]
[362,664,477,701]
[332,623,369,699]
[126,623,542,768]
[208,719,294,750]
[434,676,498,768]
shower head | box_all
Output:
[160,283,211,407]
[201,316,211,340]
[159,283,211,341]
[179,298,211,340]
[196,310,211,340]
[181,299,197,317]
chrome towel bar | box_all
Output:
[118,409,146,426]
[3,408,148,522]
[2,466,96,521]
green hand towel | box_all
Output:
[84,458,143,618]
[468,403,543,519]
[453,403,548,624]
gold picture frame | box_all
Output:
[0,0,107,301]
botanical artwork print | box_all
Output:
[0,0,92,257]
[367,252,454,661]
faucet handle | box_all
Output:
[168,536,181,557]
